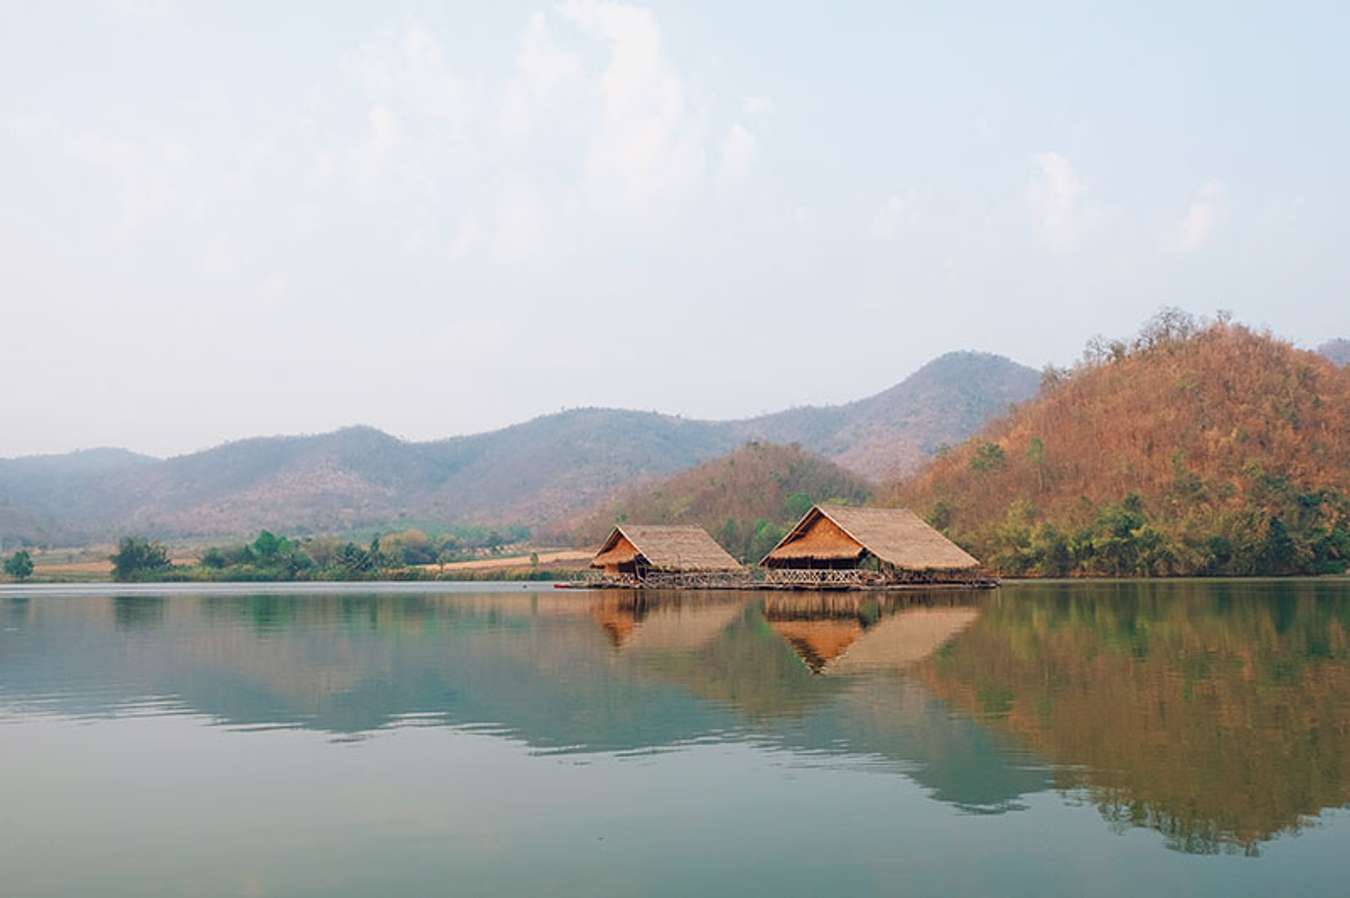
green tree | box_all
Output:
[970,442,1006,473]
[1026,437,1047,493]
[784,492,815,522]
[3,550,34,581]
[747,519,786,565]
[927,501,954,533]
[717,518,744,559]
[253,530,285,559]
[110,537,172,581]
[1258,516,1298,575]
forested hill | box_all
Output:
[557,442,873,563]
[0,351,1035,544]
[884,315,1350,577]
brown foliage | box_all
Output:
[882,321,1350,569]
[562,442,872,547]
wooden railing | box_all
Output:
[639,571,751,590]
[764,569,881,587]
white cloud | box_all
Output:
[351,24,478,126]
[1028,151,1084,251]
[742,95,774,118]
[64,132,187,229]
[717,123,755,191]
[448,216,480,260]
[870,194,907,240]
[491,183,543,261]
[1171,180,1224,253]
[349,104,403,184]
[310,150,338,183]
[344,24,479,187]
[560,0,706,215]
[499,12,585,143]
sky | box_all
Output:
[2,1,1347,458]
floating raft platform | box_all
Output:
[575,507,997,591]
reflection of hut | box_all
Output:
[826,608,978,675]
[767,618,865,673]
[763,595,979,675]
[760,504,988,588]
[590,595,743,652]
[591,525,745,588]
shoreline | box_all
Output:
[3,573,1346,598]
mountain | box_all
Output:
[733,351,1041,479]
[1320,338,1350,366]
[558,442,873,560]
[883,318,1350,576]
[0,351,1036,545]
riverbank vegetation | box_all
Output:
[107,529,576,583]
[885,310,1350,577]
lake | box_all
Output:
[1,580,1347,897]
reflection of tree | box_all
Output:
[113,596,165,631]
[920,581,1350,854]
[3,596,30,628]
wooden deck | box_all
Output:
[578,568,997,591]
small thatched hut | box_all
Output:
[760,504,987,588]
[591,524,745,587]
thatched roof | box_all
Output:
[591,525,743,573]
[762,504,980,571]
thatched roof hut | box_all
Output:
[761,504,980,578]
[591,525,743,577]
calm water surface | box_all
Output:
[1,580,1347,897]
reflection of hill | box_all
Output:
[920,581,1350,854]
[0,589,1045,817]
[610,592,1047,811]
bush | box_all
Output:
[110,537,172,581]
[3,550,34,581]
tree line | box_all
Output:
[109,524,546,583]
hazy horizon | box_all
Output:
[4,2,1347,457]
[6,346,1032,460]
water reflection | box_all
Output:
[921,580,1350,854]
[2,580,1348,858]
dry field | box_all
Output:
[418,549,594,572]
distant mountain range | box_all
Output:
[1321,338,1350,366]
[0,351,1037,545]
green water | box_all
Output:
[1,580,1347,897]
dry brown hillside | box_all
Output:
[883,312,1350,576]
[560,442,872,562]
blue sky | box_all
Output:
[2,1,1346,456]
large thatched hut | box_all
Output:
[591,524,745,587]
[760,504,987,588]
